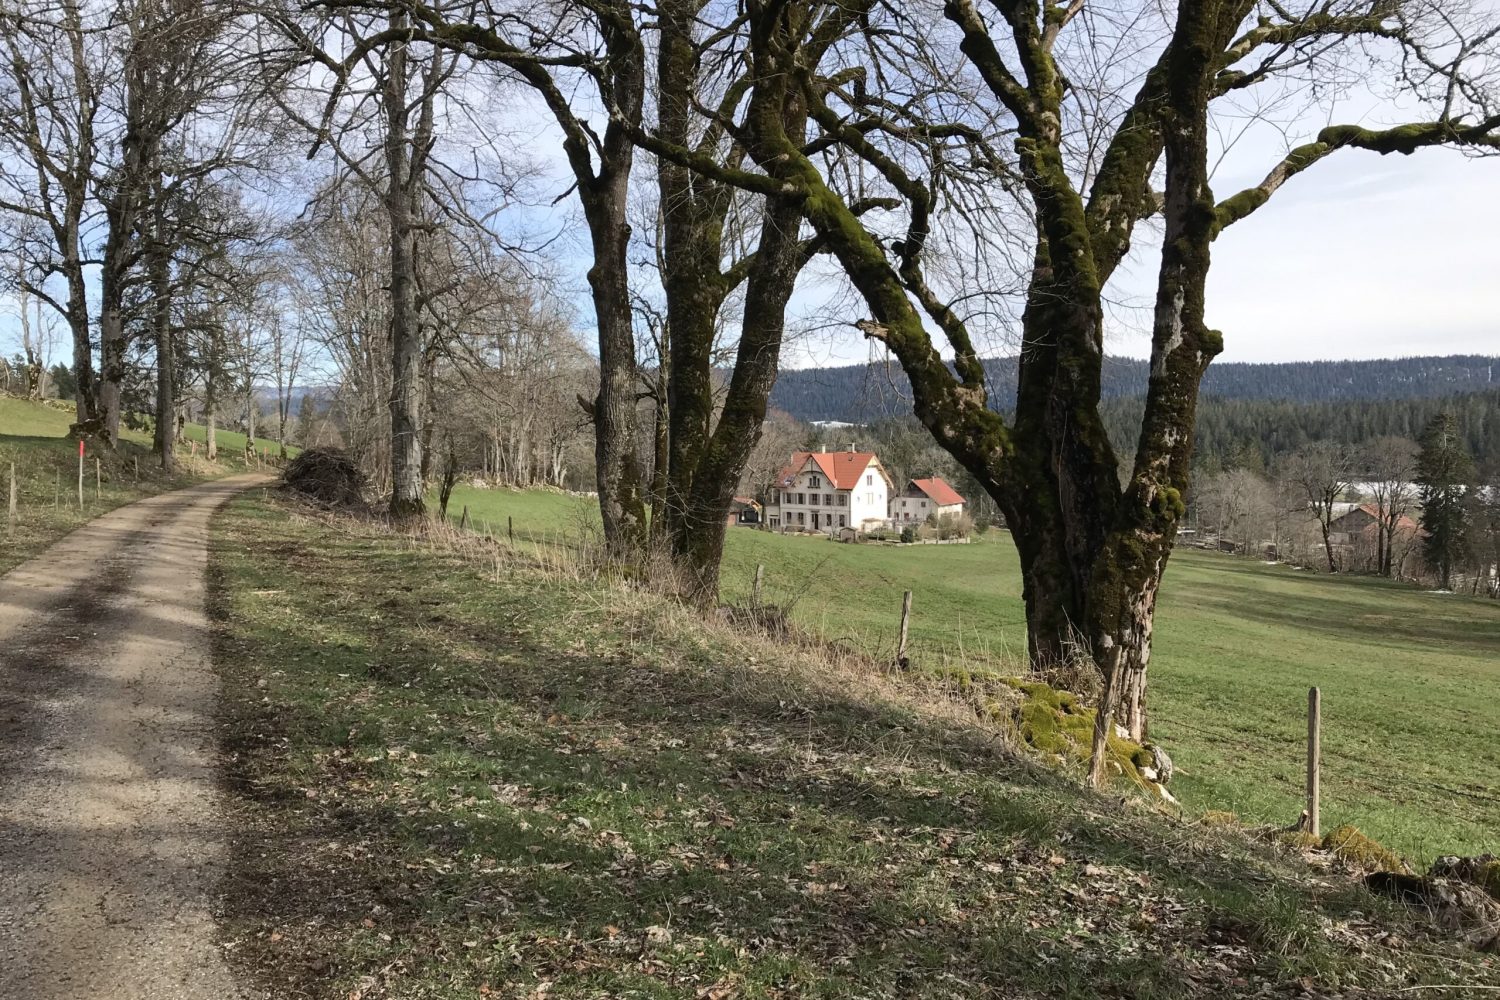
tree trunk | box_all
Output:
[382,8,426,519]
[97,288,126,445]
[1086,2,1224,780]
[149,204,175,473]
[580,183,648,553]
[65,260,96,428]
[650,376,669,541]
[671,193,804,603]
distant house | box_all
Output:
[1327,502,1422,573]
[728,496,761,525]
[765,449,894,534]
[1327,503,1419,547]
[890,477,966,524]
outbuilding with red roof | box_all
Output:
[891,477,966,524]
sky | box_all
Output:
[778,143,1500,369]
[3,9,1498,377]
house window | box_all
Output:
[810,493,820,506]
[809,475,821,488]
[838,494,847,506]
[839,515,846,527]
[866,474,873,486]
[797,511,805,525]
[921,500,927,508]
[774,490,781,505]
[797,492,805,504]
[824,494,833,506]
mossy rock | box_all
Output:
[1275,831,1322,852]
[1322,825,1408,873]
[997,678,1152,786]
[1201,810,1240,828]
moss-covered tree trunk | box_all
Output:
[1083,2,1225,780]
[650,0,809,604]
[655,0,731,566]
[582,191,650,551]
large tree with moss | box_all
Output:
[647,0,1500,782]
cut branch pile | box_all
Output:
[281,448,368,511]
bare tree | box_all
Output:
[0,0,103,425]
[346,0,652,547]
[1282,441,1356,573]
[640,0,1500,782]
[1360,435,1420,578]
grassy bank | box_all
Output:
[211,491,1498,999]
[0,396,280,573]
[435,484,1500,865]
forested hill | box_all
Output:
[770,354,1498,423]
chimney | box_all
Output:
[848,442,855,453]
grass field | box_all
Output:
[211,493,1498,999]
[436,484,1500,865]
[0,395,284,573]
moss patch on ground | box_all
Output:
[996,679,1155,786]
[1322,826,1409,874]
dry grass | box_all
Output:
[210,491,1500,999]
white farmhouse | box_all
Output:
[890,477,966,524]
[765,449,893,534]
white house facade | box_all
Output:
[765,450,892,534]
[890,477,967,524]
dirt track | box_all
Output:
[0,474,270,999]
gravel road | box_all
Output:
[0,474,271,999]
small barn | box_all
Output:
[729,497,762,525]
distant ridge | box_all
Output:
[769,355,1499,423]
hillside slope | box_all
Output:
[770,355,1499,423]
[0,396,277,573]
[210,494,1500,999]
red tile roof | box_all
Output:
[777,451,888,491]
[1347,502,1419,532]
[910,477,965,507]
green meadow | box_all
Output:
[439,482,1500,863]
[0,396,288,572]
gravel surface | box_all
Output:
[0,474,271,999]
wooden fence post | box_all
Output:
[508,515,514,541]
[459,505,469,531]
[753,563,764,606]
[94,457,100,500]
[7,462,16,529]
[1307,686,1321,839]
[77,444,84,508]
[896,590,913,668]
[133,456,139,481]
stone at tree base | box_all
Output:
[1143,742,1174,785]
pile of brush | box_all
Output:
[281,448,367,510]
